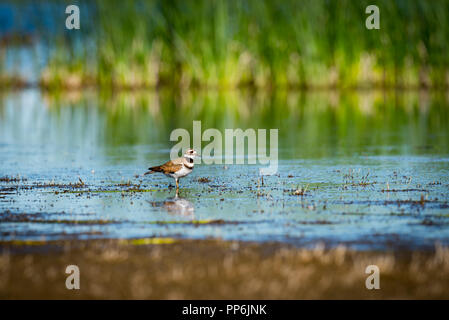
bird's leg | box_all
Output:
[175,178,179,190]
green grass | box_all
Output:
[3,0,449,89]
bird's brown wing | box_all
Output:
[148,160,182,174]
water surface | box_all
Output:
[1,89,449,250]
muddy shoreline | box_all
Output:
[1,239,449,299]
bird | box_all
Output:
[144,148,198,191]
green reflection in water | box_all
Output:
[18,90,447,161]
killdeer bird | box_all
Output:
[144,149,198,191]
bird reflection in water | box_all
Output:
[149,194,194,218]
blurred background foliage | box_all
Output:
[1,0,449,89]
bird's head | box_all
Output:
[184,148,198,161]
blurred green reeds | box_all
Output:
[1,0,449,89]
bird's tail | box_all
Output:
[143,166,162,176]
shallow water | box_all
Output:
[1,89,449,250]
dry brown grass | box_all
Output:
[1,239,449,299]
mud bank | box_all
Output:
[1,239,449,299]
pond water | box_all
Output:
[1,89,449,250]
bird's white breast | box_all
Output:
[170,165,192,179]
